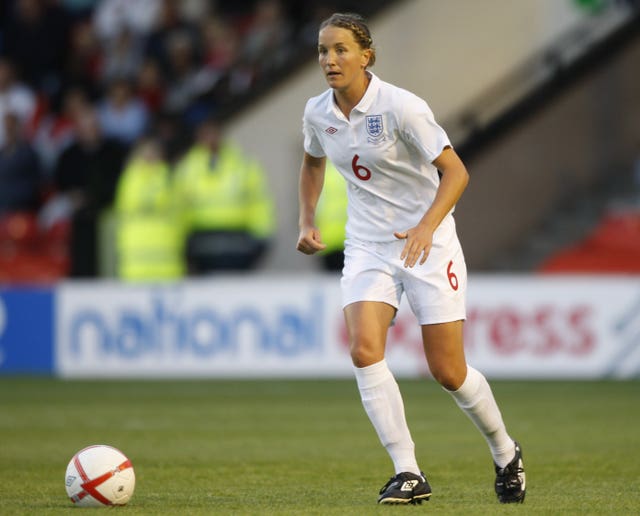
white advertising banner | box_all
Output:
[56,276,347,378]
[387,275,640,379]
[56,275,640,379]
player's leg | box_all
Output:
[422,320,514,460]
[345,300,392,367]
[345,300,431,504]
[421,320,525,503]
[345,300,417,473]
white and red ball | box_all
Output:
[65,445,135,507]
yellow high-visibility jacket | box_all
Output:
[114,158,185,281]
[173,142,275,239]
[316,161,347,254]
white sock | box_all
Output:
[446,365,516,468]
[353,359,421,475]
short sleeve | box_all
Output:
[400,94,451,163]
[302,101,326,158]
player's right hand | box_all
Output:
[296,226,327,255]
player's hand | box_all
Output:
[296,226,327,255]
[394,226,433,268]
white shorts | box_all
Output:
[340,227,467,325]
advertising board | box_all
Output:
[0,287,54,374]
[55,275,640,379]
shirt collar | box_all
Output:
[325,71,380,115]
[353,71,379,113]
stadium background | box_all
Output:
[1,2,639,514]
[1,0,638,379]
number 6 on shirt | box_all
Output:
[352,154,372,181]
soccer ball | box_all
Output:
[65,445,135,507]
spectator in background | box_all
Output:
[151,110,190,165]
[0,1,8,42]
[198,14,246,107]
[93,0,160,44]
[0,58,36,149]
[200,15,241,76]
[58,0,97,21]
[241,0,293,76]
[135,58,166,112]
[100,27,144,84]
[208,54,258,111]
[35,88,92,245]
[114,136,184,281]
[174,117,275,273]
[161,31,207,115]
[97,78,149,146]
[297,3,337,48]
[31,86,91,176]
[179,0,211,21]
[64,19,104,98]
[0,111,43,214]
[52,107,127,276]
[2,0,70,97]
[315,160,348,272]
[145,0,202,76]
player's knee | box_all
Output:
[350,341,383,368]
[430,365,465,391]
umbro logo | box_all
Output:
[325,126,338,134]
[401,480,419,491]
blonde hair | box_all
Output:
[320,12,376,67]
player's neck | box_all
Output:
[333,72,371,119]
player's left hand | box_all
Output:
[394,226,433,268]
[297,225,327,255]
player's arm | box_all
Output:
[421,146,469,234]
[395,146,469,267]
[297,152,328,255]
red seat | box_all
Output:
[539,209,640,273]
[0,211,70,283]
[0,212,40,245]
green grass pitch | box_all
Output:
[1,378,639,514]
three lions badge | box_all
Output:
[366,114,385,143]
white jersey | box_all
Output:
[303,72,455,243]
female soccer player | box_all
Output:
[296,12,525,505]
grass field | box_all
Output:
[0,378,639,515]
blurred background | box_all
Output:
[1,0,639,379]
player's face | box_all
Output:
[318,26,370,93]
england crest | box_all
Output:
[365,115,383,139]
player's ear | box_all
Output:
[361,49,372,68]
